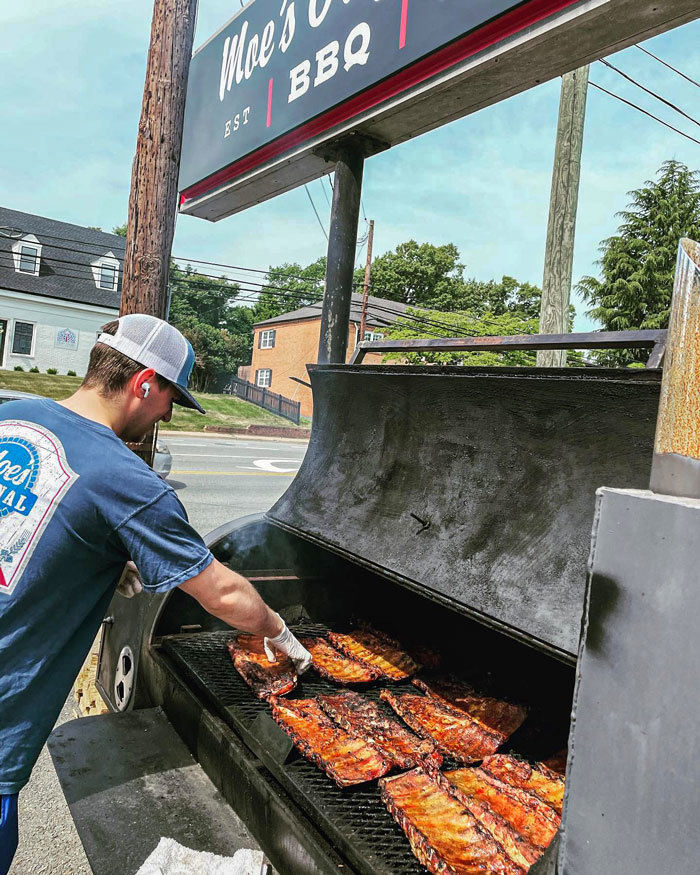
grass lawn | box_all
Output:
[0,370,307,432]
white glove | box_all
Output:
[117,560,143,598]
[264,617,312,674]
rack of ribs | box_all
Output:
[413,675,527,738]
[269,696,391,787]
[380,767,525,875]
[297,636,381,684]
[318,690,442,770]
[227,635,297,700]
[380,689,505,762]
[327,629,421,681]
[444,768,560,869]
[481,755,565,816]
[541,749,568,776]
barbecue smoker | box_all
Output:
[49,328,679,875]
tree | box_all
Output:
[112,223,127,237]
[383,308,541,366]
[577,160,700,365]
[253,258,326,322]
[364,240,466,308]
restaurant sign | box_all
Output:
[179,0,576,213]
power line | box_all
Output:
[635,44,700,89]
[319,178,331,209]
[304,184,328,241]
[588,80,700,147]
[599,58,700,129]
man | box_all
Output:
[0,314,311,873]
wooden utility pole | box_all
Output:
[537,66,589,368]
[120,0,198,462]
[359,220,375,343]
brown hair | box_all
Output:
[81,320,168,396]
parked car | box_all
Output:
[0,389,172,478]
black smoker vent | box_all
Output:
[159,625,561,875]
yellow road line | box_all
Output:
[171,470,295,476]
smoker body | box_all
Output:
[58,363,667,874]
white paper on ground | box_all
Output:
[135,837,266,875]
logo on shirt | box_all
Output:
[0,420,78,595]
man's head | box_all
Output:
[82,315,204,439]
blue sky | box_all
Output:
[1,2,698,330]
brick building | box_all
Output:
[248,294,409,418]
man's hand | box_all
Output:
[117,561,143,598]
[264,617,312,674]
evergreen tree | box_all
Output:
[577,160,700,365]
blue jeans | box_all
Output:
[0,794,18,875]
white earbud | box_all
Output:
[142,382,151,398]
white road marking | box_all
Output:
[248,459,302,473]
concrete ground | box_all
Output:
[9,433,307,874]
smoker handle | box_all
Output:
[350,329,667,365]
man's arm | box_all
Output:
[179,558,283,638]
[178,558,312,672]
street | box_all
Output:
[165,434,309,535]
[9,434,308,875]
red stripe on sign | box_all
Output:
[181,0,579,207]
[399,0,409,49]
[0,567,6,589]
[266,77,274,128]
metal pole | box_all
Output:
[359,219,375,344]
[120,0,198,464]
[318,145,364,364]
[649,238,700,497]
[537,66,589,368]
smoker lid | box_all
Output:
[267,364,661,660]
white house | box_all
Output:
[0,207,122,375]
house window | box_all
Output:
[363,331,385,341]
[12,321,35,356]
[99,264,117,290]
[19,246,39,274]
[11,235,42,276]
[259,329,276,349]
[256,368,272,388]
[91,252,120,291]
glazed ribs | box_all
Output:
[380,767,525,875]
[318,690,442,770]
[327,629,421,681]
[227,634,296,700]
[381,689,505,762]
[481,754,565,816]
[413,675,527,738]
[444,768,559,868]
[269,696,391,787]
[297,636,381,684]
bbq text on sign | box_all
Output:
[0,421,78,595]
[179,0,536,198]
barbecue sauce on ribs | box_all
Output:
[297,636,382,684]
[227,635,297,699]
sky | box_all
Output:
[1,1,699,331]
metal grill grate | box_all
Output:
[161,627,431,875]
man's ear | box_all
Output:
[131,368,157,398]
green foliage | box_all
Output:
[384,308,541,366]
[29,366,39,373]
[577,160,700,366]
[362,241,465,308]
[253,258,325,322]
[112,223,127,237]
[46,368,58,375]
[13,365,23,372]
[168,262,250,392]
[67,370,77,377]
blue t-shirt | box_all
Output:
[0,399,213,794]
